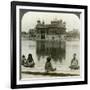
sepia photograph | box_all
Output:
[11,1,87,89]
[21,10,80,80]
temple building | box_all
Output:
[29,19,66,40]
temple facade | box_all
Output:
[29,19,66,40]
[35,19,66,40]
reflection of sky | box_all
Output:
[22,11,80,32]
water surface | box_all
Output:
[21,39,80,79]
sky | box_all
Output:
[21,11,80,32]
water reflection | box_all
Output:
[36,41,66,63]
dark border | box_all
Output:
[11,1,88,89]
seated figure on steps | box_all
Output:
[24,53,35,68]
[69,53,79,70]
[45,57,56,72]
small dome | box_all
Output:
[37,20,41,24]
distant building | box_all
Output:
[35,19,66,40]
[28,19,66,40]
[28,29,36,40]
[66,29,80,40]
[21,31,29,39]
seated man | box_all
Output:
[69,53,79,70]
[45,57,56,72]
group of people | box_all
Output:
[22,54,35,67]
[21,53,79,72]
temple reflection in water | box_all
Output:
[36,41,66,63]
